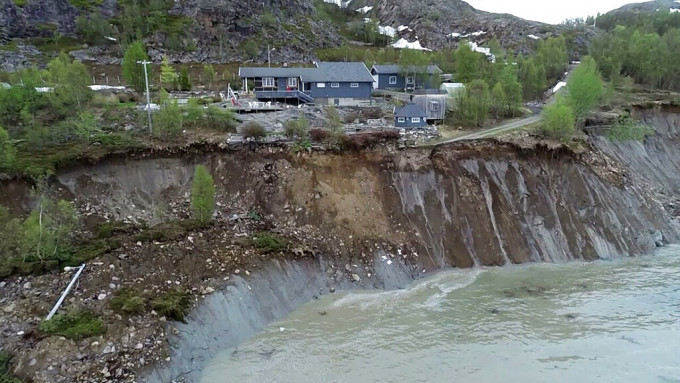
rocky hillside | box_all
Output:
[0,0,576,66]
[371,0,555,51]
[604,0,680,14]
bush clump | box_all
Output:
[283,115,310,139]
[240,121,266,139]
[309,128,331,142]
[151,288,193,322]
[39,309,105,340]
[253,232,289,253]
[110,288,146,315]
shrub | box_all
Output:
[205,106,236,132]
[151,288,192,322]
[343,112,360,124]
[39,309,105,340]
[606,114,654,141]
[191,165,215,224]
[253,232,288,253]
[541,101,575,141]
[110,288,145,315]
[241,121,266,139]
[309,128,330,141]
[0,352,21,383]
[283,115,310,139]
[178,66,191,91]
[342,130,401,150]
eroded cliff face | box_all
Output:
[48,109,680,270]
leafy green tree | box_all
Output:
[324,106,346,147]
[47,52,92,109]
[122,41,150,93]
[491,83,507,119]
[153,100,183,137]
[398,49,428,89]
[160,56,177,90]
[498,65,523,116]
[73,112,99,144]
[541,101,575,141]
[0,126,16,169]
[454,79,491,127]
[565,57,604,126]
[519,57,546,101]
[21,197,78,262]
[191,165,215,224]
[453,43,480,83]
[178,66,192,91]
[203,64,216,89]
[242,40,259,60]
[76,13,114,45]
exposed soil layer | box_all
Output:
[0,107,679,383]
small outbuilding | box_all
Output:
[394,102,427,129]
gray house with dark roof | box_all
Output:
[238,62,374,106]
[394,102,427,129]
[371,64,443,91]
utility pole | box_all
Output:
[137,60,153,134]
[268,45,271,68]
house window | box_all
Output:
[350,82,359,88]
[389,76,397,85]
[430,101,439,112]
[317,83,325,88]
[397,117,406,123]
[287,78,298,87]
[331,82,340,88]
[262,77,275,88]
[406,76,415,85]
[411,117,421,123]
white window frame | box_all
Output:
[397,117,406,123]
[411,117,421,123]
[388,76,397,85]
[331,82,340,88]
[350,82,359,88]
[317,83,325,88]
[406,76,415,85]
[287,77,298,87]
[262,77,275,88]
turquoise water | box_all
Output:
[202,246,680,383]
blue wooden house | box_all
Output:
[394,102,427,129]
[371,64,443,91]
[238,62,374,106]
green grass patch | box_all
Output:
[12,0,27,6]
[68,0,103,8]
[110,288,145,315]
[606,116,654,141]
[253,232,289,253]
[151,288,192,322]
[39,309,105,340]
[0,352,21,383]
[94,221,136,239]
[135,219,209,243]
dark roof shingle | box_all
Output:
[371,64,442,75]
[395,102,427,118]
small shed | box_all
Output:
[395,102,427,129]
[412,90,447,121]
[440,82,464,95]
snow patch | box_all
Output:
[322,0,350,7]
[671,8,680,12]
[468,42,495,62]
[35,87,54,93]
[88,85,126,91]
[449,31,486,38]
[552,81,567,94]
[528,34,540,40]
[356,6,373,13]
[398,25,412,32]
[392,38,431,51]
